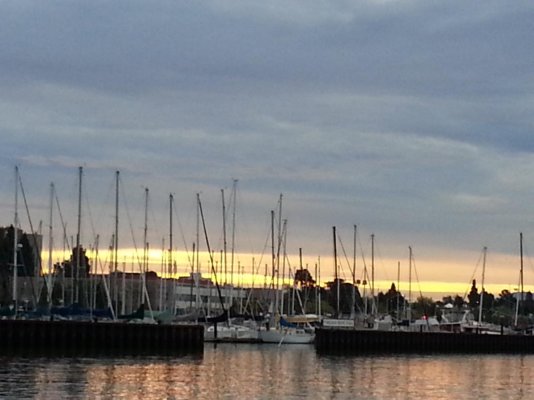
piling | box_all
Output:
[0,319,203,356]
[315,328,534,355]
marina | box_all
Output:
[1,0,532,398]
[3,167,534,356]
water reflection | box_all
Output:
[1,347,534,399]
[316,354,534,400]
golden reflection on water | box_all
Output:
[4,348,534,399]
[81,357,205,399]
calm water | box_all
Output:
[1,344,533,399]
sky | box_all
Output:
[1,1,534,298]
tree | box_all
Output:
[453,295,465,309]
[0,226,38,277]
[495,289,515,310]
[294,268,315,287]
[0,226,40,305]
[377,283,405,316]
[294,268,315,313]
[325,279,362,316]
[480,290,495,311]
[411,296,436,319]
[524,292,534,315]
[467,280,479,307]
[18,233,38,277]
[55,246,91,278]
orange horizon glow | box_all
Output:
[41,247,534,300]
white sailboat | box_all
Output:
[258,324,314,344]
[258,197,315,344]
[204,318,260,342]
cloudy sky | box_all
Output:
[1,1,534,296]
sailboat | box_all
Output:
[202,187,260,342]
[258,320,314,344]
[257,196,315,344]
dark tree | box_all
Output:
[294,268,315,287]
[453,295,466,309]
[325,279,362,316]
[57,246,91,278]
[524,291,534,315]
[380,283,405,316]
[467,280,479,307]
[18,233,38,277]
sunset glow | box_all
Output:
[41,246,534,300]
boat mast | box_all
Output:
[275,194,283,315]
[271,210,276,312]
[352,225,357,317]
[142,187,149,306]
[315,260,319,316]
[75,166,82,304]
[195,193,201,310]
[514,271,520,327]
[396,260,400,320]
[92,235,99,310]
[121,259,126,315]
[198,194,226,317]
[371,233,375,315]
[478,246,487,326]
[280,226,286,315]
[333,226,339,318]
[221,189,227,285]
[231,179,237,288]
[408,246,413,321]
[196,193,200,275]
[140,187,154,319]
[318,256,322,317]
[47,182,54,306]
[114,170,119,315]
[144,188,148,273]
[159,237,165,311]
[169,193,174,314]
[281,220,287,314]
[520,232,524,312]
[13,166,19,312]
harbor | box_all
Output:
[2,0,533,397]
[1,166,534,355]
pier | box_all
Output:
[0,319,203,356]
[315,328,534,354]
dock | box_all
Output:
[0,319,203,356]
[315,328,534,354]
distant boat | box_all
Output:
[51,303,113,320]
[200,310,229,324]
[204,318,260,342]
[258,316,314,344]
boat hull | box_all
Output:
[204,325,260,342]
[259,328,314,344]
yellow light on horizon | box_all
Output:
[39,247,533,299]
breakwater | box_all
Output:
[315,328,534,354]
[0,319,203,356]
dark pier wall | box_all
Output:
[0,320,203,356]
[315,328,534,354]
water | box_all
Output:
[1,344,534,399]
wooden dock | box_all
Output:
[0,319,203,356]
[315,328,534,354]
